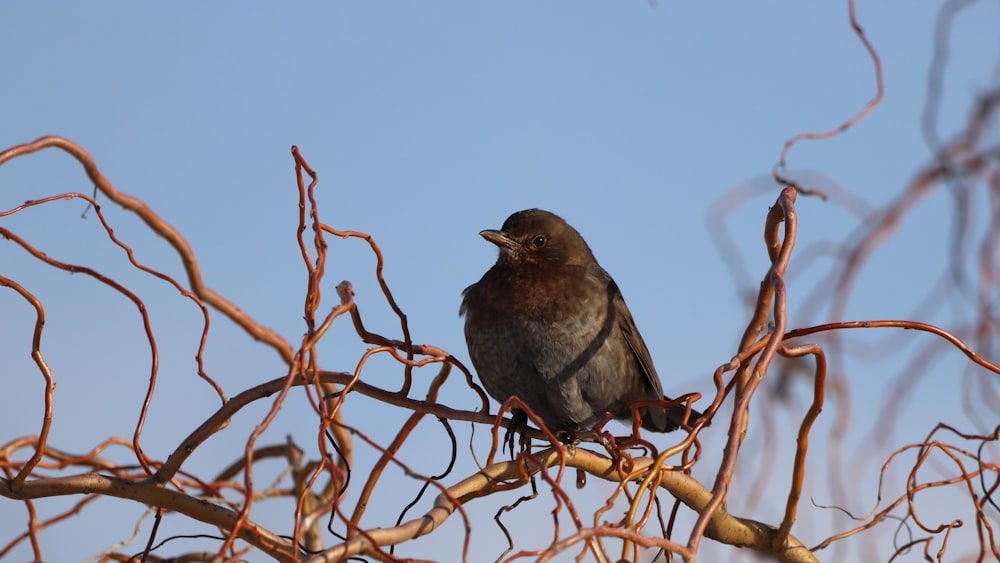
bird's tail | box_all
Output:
[641,398,705,433]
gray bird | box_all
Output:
[460,209,698,435]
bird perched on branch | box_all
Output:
[461,208,700,437]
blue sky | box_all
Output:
[2,2,998,562]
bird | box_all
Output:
[460,208,700,437]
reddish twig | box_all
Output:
[0,136,295,363]
[775,0,885,182]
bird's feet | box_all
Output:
[503,409,530,458]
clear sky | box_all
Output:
[2,2,998,562]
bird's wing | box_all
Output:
[614,290,665,398]
[458,282,477,317]
[615,286,703,432]
[602,276,670,432]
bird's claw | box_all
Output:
[503,409,530,458]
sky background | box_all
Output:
[2,2,999,562]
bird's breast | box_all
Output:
[472,268,595,321]
[464,269,614,365]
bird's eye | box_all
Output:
[531,235,546,248]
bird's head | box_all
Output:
[480,208,596,267]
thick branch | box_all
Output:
[308,447,817,563]
[0,473,297,561]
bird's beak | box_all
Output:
[480,229,521,253]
